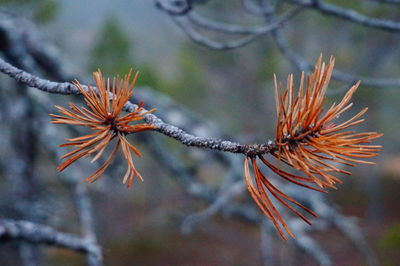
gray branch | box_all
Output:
[168,7,301,50]
[71,184,102,266]
[161,0,400,88]
[0,7,382,266]
[373,0,400,4]
[0,219,99,255]
[187,7,302,35]
[136,84,379,266]
[271,27,400,90]
[181,180,246,234]
[288,219,332,266]
[0,57,275,156]
[291,0,400,32]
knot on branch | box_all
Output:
[155,0,192,16]
[244,141,275,157]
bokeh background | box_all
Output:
[0,0,399,265]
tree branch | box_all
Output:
[167,7,302,50]
[186,7,302,35]
[0,57,275,156]
[0,219,99,255]
[271,27,400,90]
[162,1,400,88]
[290,0,400,32]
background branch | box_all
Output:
[0,219,99,255]
[0,2,391,265]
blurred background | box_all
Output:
[0,0,399,265]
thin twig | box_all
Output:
[162,1,400,88]
[271,27,400,90]
[170,7,302,50]
[187,7,302,35]
[181,180,246,234]
[289,0,400,32]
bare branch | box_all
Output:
[242,0,274,16]
[142,133,216,202]
[285,189,380,266]
[329,211,380,266]
[172,16,265,49]
[271,28,400,90]
[0,219,99,255]
[181,180,246,234]
[288,219,332,266]
[71,184,102,266]
[164,1,400,88]
[155,0,192,15]
[373,0,400,4]
[135,89,264,224]
[260,219,277,266]
[187,7,302,35]
[164,5,302,50]
[0,57,275,156]
[0,8,382,265]
[289,0,400,32]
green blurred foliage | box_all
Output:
[379,224,400,265]
[34,0,58,24]
[258,43,282,83]
[325,0,362,9]
[0,0,58,24]
[88,17,133,76]
[88,17,163,92]
[321,0,398,19]
[88,16,210,113]
[381,224,400,249]
[0,0,32,4]
[167,46,206,100]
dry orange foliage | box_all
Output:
[50,70,156,187]
[50,56,382,241]
[244,56,382,240]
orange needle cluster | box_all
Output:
[50,70,156,187]
[245,56,382,240]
